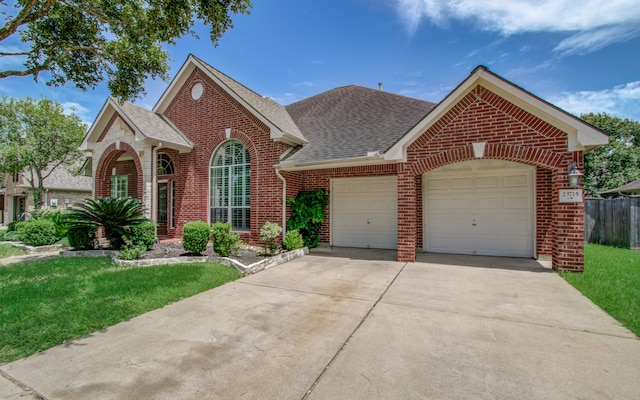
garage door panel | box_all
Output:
[332,176,397,249]
[424,160,533,258]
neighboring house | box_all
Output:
[80,55,608,270]
[0,166,92,224]
[600,178,640,197]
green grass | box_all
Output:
[0,257,241,363]
[561,244,640,336]
[0,244,27,258]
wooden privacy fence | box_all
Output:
[584,197,640,249]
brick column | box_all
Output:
[397,165,416,262]
[551,161,585,271]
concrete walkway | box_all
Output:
[1,251,639,399]
[0,250,61,266]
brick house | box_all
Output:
[80,55,607,270]
[0,167,92,225]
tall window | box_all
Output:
[111,175,128,198]
[210,140,250,231]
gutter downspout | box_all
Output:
[275,168,287,241]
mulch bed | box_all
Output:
[141,241,277,266]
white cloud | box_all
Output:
[397,0,640,53]
[554,25,640,55]
[61,101,92,124]
[549,81,640,120]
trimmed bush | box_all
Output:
[211,222,241,257]
[283,229,304,251]
[22,220,57,247]
[126,221,157,250]
[183,221,210,255]
[67,225,97,250]
[118,244,147,260]
[260,221,282,255]
[30,209,69,240]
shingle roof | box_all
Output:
[601,178,640,195]
[118,101,193,149]
[193,56,306,143]
[282,86,436,164]
[20,165,92,192]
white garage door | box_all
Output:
[424,160,534,258]
[332,176,397,249]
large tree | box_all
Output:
[581,112,640,196]
[0,96,87,209]
[0,0,252,101]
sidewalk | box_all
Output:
[0,250,61,266]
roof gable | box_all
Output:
[384,66,609,161]
[153,55,306,146]
[81,98,193,153]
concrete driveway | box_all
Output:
[2,250,639,399]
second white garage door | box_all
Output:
[424,160,534,258]
[331,176,397,249]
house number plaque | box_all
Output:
[559,189,583,203]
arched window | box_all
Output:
[157,153,174,175]
[210,140,250,231]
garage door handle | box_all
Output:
[367,219,371,224]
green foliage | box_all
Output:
[0,1,252,101]
[0,97,86,209]
[561,244,640,337]
[182,221,210,255]
[118,244,147,260]
[0,257,240,363]
[67,197,147,250]
[287,189,330,248]
[2,231,22,242]
[581,113,640,196]
[4,221,27,241]
[211,222,241,257]
[283,229,305,251]
[22,219,57,247]
[260,221,282,255]
[125,221,157,251]
[30,209,70,240]
[67,225,97,250]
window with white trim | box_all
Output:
[110,175,128,198]
[210,140,250,231]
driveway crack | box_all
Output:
[300,262,408,400]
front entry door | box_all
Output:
[157,183,168,236]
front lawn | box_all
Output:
[0,257,241,363]
[561,244,640,337]
[0,244,27,258]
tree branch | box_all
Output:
[0,62,49,79]
[0,0,57,41]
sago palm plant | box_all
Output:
[68,197,148,250]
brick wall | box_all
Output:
[163,69,291,243]
[403,84,584,269]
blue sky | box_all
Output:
[1,0,639,126]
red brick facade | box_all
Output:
[87,60,598,271]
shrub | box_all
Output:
[22,220,57,247]
[2,231,21,242]
[211,222,241,257]
[287,189,329,248]
[118,244,147,260]
[7,220,19,232]
[67,225,97,250]
[183,221,210,255]
[125,221,157,251]
[260,221,282,255]
[283,229,304,251]
[67,197,147,250]
[30,209,69,240]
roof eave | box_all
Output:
[277,154,396,172]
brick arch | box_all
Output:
[205,130,259,169]
[410,143,567,176]
[95,142,144,200]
